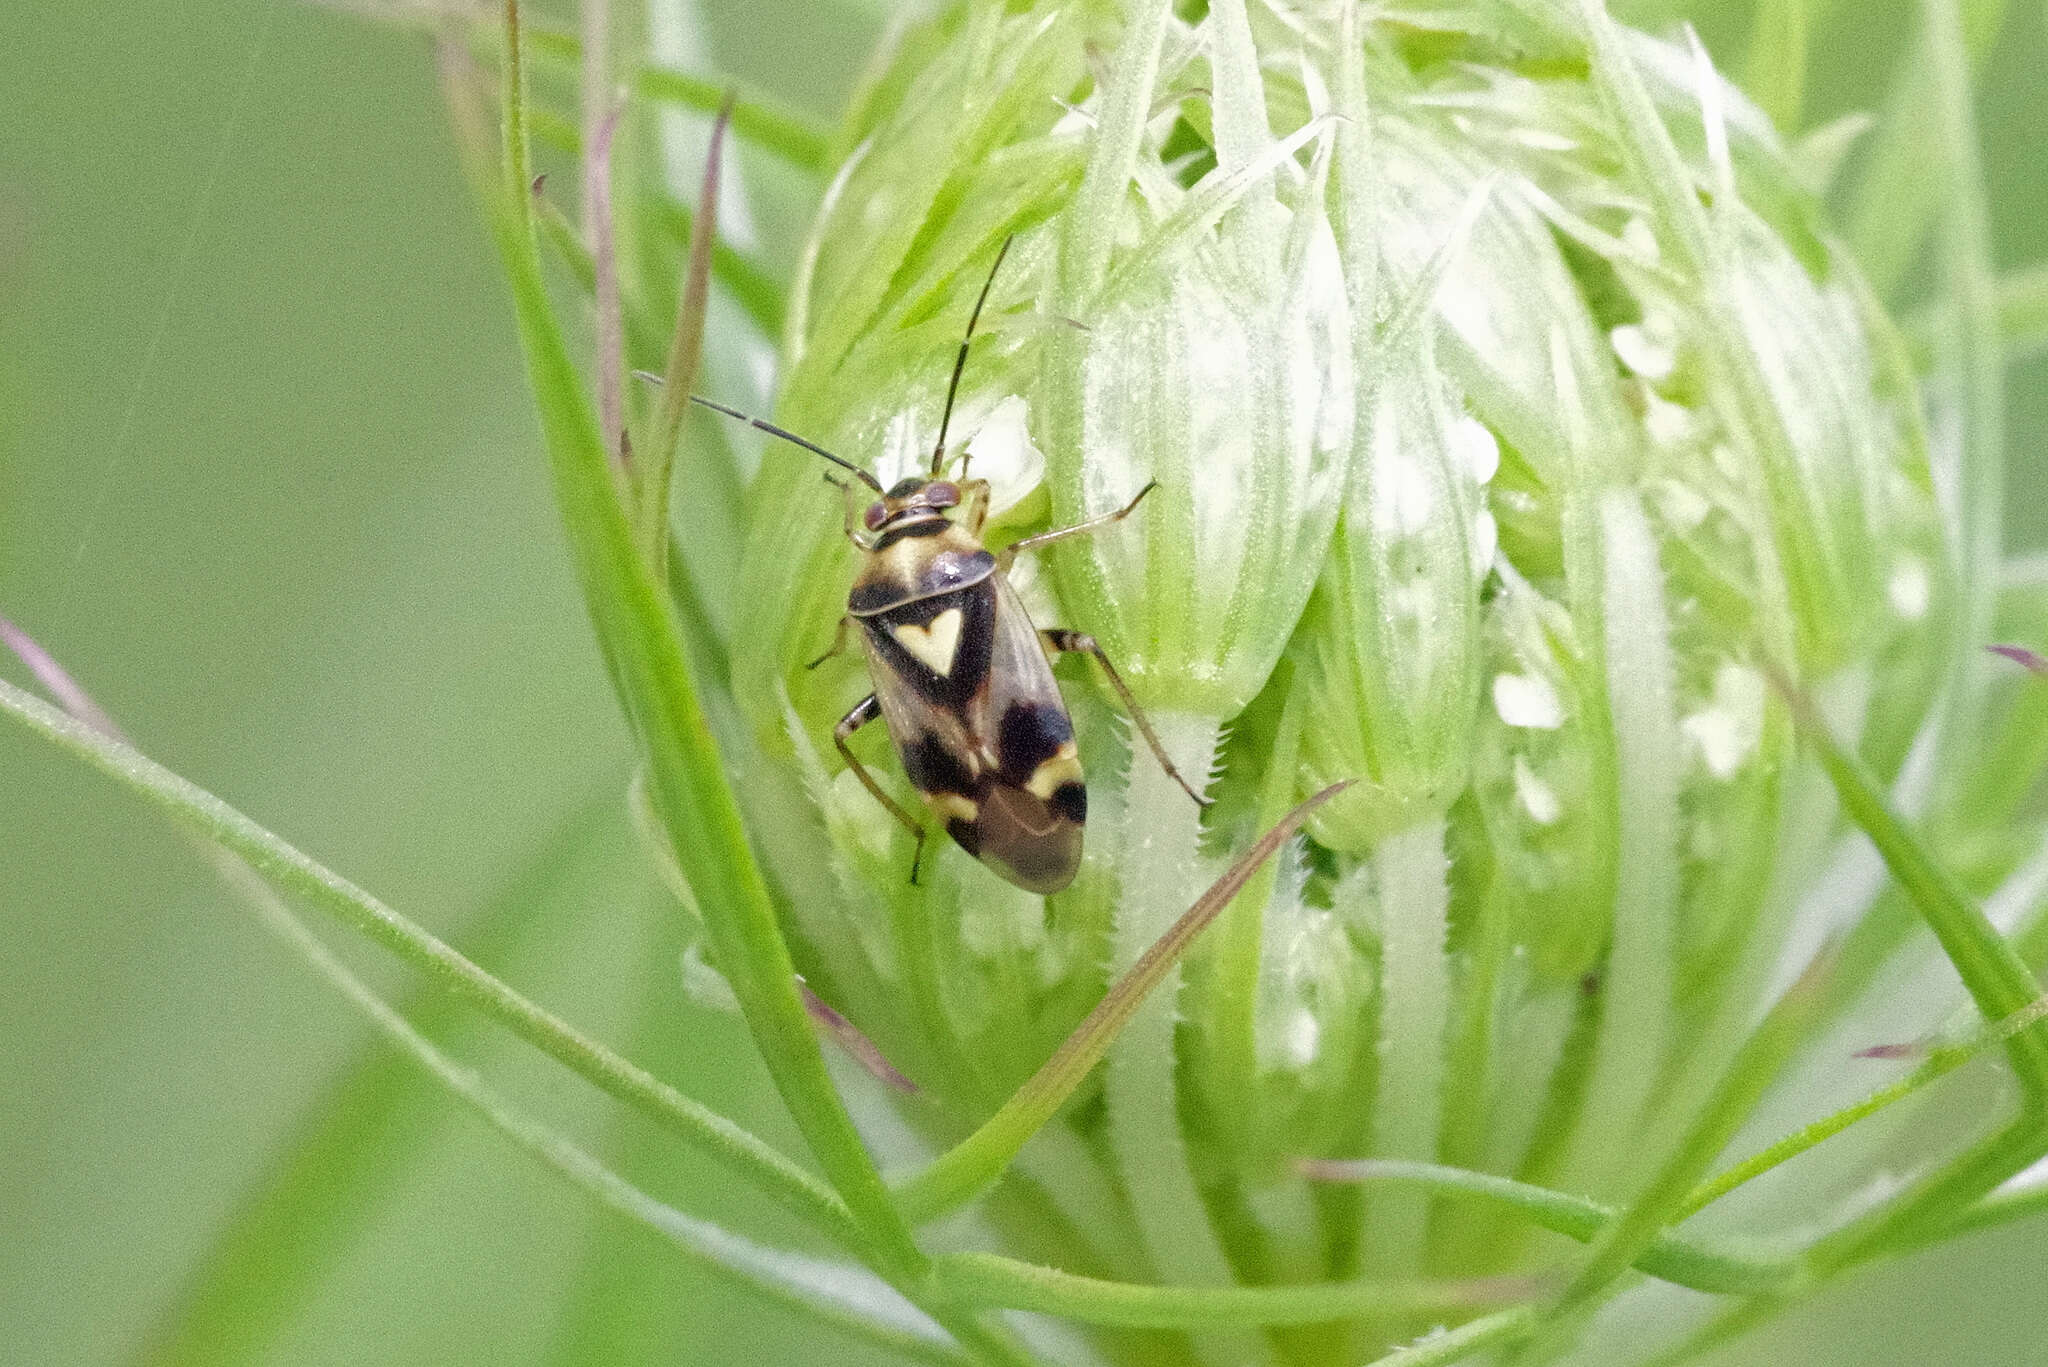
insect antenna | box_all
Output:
[689,395,883,492]
[930,234,1014,477]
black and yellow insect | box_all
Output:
[696,240,1206,894]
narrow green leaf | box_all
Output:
[484,13,1031,1362]
[930,1251,1525,1330]
[1938,1171,2048,1242]
[643,93,733,571]
[1778,671,2048,1096]
[891,783,1350,1223]
[484,0,925,1279]
[1056,0,1170,306]
[0,677,860,1249]
[1682,993,2048,1216]
[1298,1160,1789,1295]
[1804,1115,2047,1275]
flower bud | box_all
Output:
[718,1,1972,1353]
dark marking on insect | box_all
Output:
[694,235,1209,894]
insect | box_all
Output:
[694,238,1208,893]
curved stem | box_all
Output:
[1303,1160,1789,1295]
[238,850,969,1366]
[931,1251,1526,1329]
[0,677,860,1248]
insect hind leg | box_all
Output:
[834,693,929,883]
[1041,629,1211,809]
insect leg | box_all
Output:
[1041,629,1211,808]
[997,481,1158,570]
[823,474,875,549]
[806,616,852,670]
[834,694,929,883]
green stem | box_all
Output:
[1682,993,2048,1217]
[1528,954,1833,1353]
[1784,674,2048,1096]
[1363,819,1452,1272]
[1105,712,1258,1361]
[1559,489,1683,1200]
[0,677,859,1248]
[1302,1161,1789,1295]
[930,1252,1524,1330]
[230,844,969,1367]
[1359,1308,1539,1367]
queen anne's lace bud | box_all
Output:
[724,1,1969,1357]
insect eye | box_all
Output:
[925,481,960,509]
[863,502,888,531]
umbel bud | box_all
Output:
[716,1,1971,1360]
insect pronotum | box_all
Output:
[694,238,1208,894]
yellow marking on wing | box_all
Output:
[924,792,978,823]
[1023,744,1083,800]
[893,607,965,676]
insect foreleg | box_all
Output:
[996,480,1158,570]
[806,616,853,670]
[823,473,875,549]
[834,693,929,883]
[1040,628,1211,809]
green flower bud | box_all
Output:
[711,1,1989,1358]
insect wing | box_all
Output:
[858,574,1083,893]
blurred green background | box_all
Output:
[2,2,2044,1363]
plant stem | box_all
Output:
[0,677,862,1247]
[931,1251,1523,1329]
[234,848,969,1366]
[1105,711,1257,1363]
[1559,490,1683,1199]
[1363,818,1452,1272]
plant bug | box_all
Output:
[694,238,1208,893]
